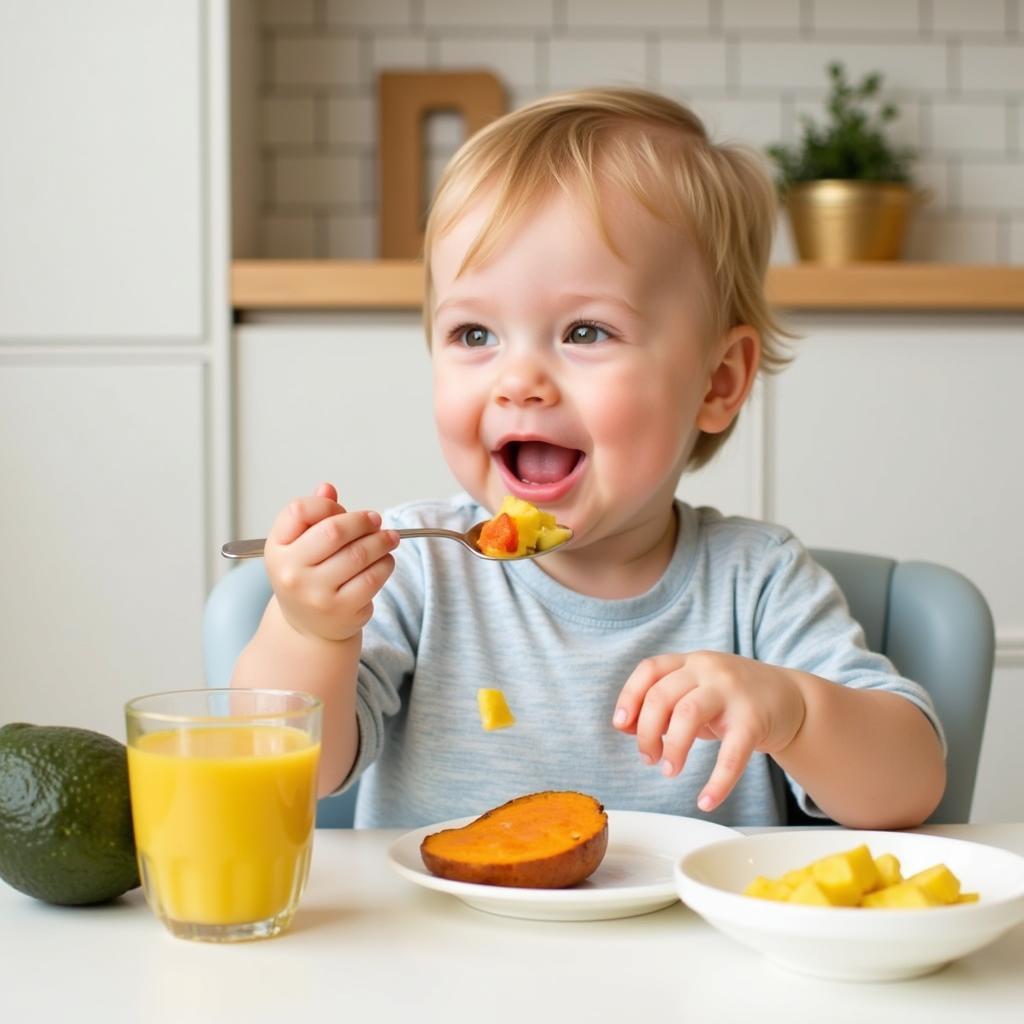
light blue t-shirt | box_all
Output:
[338,495,944,828]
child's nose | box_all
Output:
[493,355,559,407]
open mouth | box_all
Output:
[498,441,584,486]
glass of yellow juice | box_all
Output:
[125,689,322,942]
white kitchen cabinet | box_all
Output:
[0,1,230,737]
[770,314,1024,632]
[235,315,459,534]
[0,1,206,340]
[0,360,209,740]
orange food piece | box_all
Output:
[478,512,518,554]
[420,791,608,889]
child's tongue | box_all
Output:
[513,441,578,484]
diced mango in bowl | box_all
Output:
[477,496,572,558]
[874,852,902,888]
[742,844,979,909]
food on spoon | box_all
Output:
[476,689,516,731]
[478,512,518,555]
[420,791,608,888]
[0,723,140,905]
[742,844,977,908]
[477,496,572,558]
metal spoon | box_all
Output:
[220,521,573,562]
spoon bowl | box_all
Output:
[220,520,573,562]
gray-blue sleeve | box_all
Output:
[752,534,947,816]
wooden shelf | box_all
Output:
[765,264,1024,311]
[232,260,1024,312]
[232,260,424,310]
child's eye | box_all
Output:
[564,322,610,345]
[452,324,497,348]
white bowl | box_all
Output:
[674,829,1024,982]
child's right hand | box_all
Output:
[264,482,399,643]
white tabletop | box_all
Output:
[3,823,1023,1023]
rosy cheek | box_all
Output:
[433,395,465,447]
[589,388,654,447]
[433,379,484,459]
[589,387,689,474]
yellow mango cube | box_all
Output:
[873,853,902,890]
[957,892,980,904]
[535,523,572,551]
[498,496,545,554]
[787,879,835,906]
[743,875,794,902]
[906,863,961,905]
[810,845,880,906]
[781,866,812,888]
[476,689,516,731]
[862,882,942,909]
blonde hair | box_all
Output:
[423,87,792,470]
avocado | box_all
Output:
[0,722,140,905]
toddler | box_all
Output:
[233,88,946,829]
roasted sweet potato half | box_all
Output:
[420,791,608,889]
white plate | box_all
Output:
[674,829,1024,982]
[388,809,737,921]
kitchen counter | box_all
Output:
[3,823,1023,1023]
[231,260,1024,312]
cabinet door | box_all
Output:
[236,317,460,536]
[770,314,1023,630]
[0,361,208,740]
[0,1,204,340]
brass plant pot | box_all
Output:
[785,180,918,263]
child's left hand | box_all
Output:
[612,652,806,812]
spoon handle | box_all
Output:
[390,528,467,542]
[221,538,268,559]
[220,528,466,560]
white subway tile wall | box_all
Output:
[256,0,1024,262]
[720,0,800,32]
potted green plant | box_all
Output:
[767,62,921,263]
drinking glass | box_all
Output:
[125,689,322,942]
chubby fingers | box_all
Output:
[312,513,399,590]
[314,481,340,503]
[320,537,398,620]
[612,654,689,735]
[269,493,345,547]
[614,653,758,813]
[617,655,716,772]
[291,509,393,567]
[657,687,724,778]
[696,728,757,813]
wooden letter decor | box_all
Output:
[378,70,506,259]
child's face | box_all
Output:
[429,184,725,551]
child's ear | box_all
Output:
[696,325,761,435]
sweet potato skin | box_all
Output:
[420,791,609,889]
